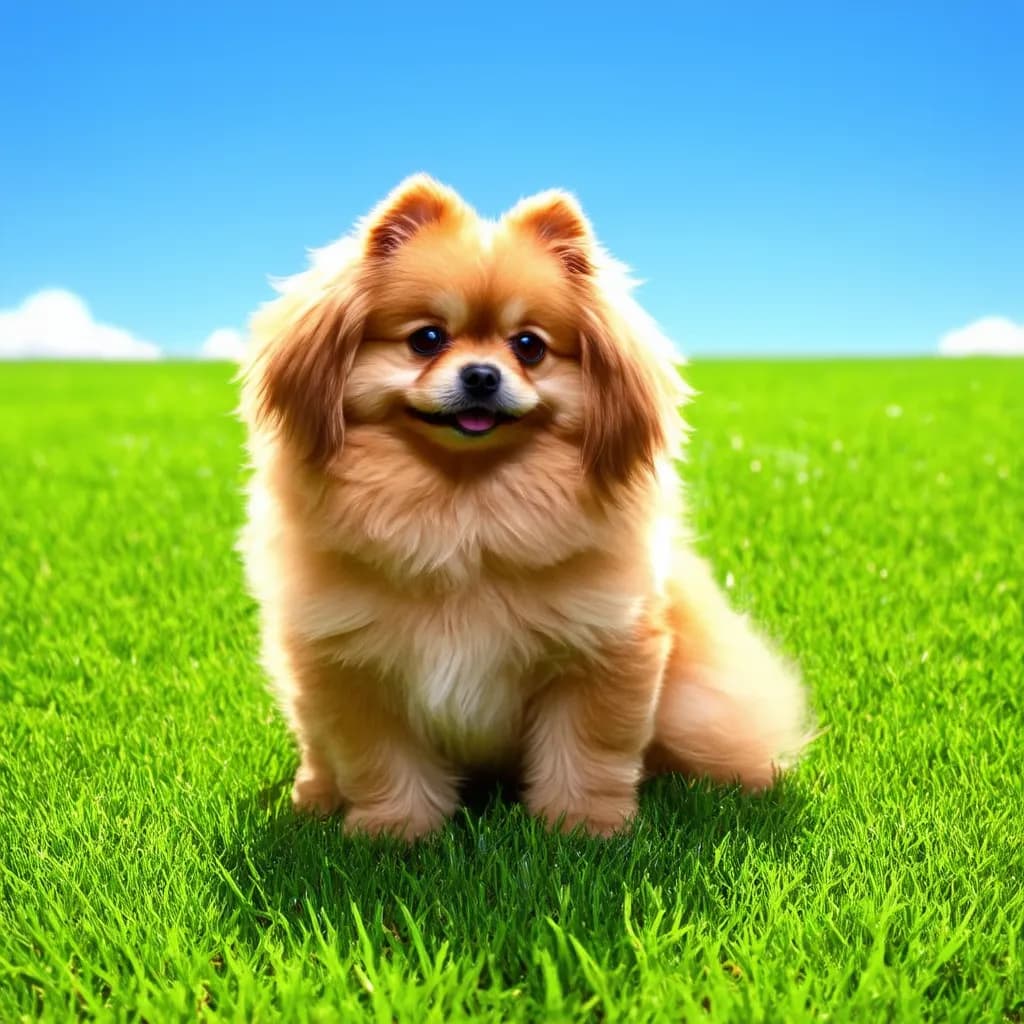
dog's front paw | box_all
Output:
[291,771,343,817]
[343,802,447,842]
[529,794,637,838]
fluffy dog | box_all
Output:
[239,175,809,839]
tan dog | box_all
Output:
[239,175,809,840]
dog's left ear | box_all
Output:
[505,189,595,277]
[579,298,681,489]
[509,189,683,489]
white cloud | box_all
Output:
[0,289,161,360]
[200,327,248,362]
[939,316,1024,357]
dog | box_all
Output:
[238,175,809,840]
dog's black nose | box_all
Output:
[459,363,502,397]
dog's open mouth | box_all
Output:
[407,407,517,437]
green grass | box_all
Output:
[1,358,1021,1022]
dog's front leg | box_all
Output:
[276,638,458,840]
[523,626,670,837]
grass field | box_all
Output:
[1,358,1021,1022]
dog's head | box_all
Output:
[244,175,685,489]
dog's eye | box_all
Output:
[511,331,546,365]
[408,325,448,356]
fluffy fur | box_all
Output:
[238,175,810,840]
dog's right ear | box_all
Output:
[242,175,465,462]
[363,174,465,260]
[243,256,368,463]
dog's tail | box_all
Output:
[647,553,815,790]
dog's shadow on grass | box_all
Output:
[212,768,814,951]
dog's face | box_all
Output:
[347,204,587,460]
[248,176,682,488]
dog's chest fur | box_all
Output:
[250,443,658,765]
[295,556,644,765]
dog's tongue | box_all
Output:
[456,410,497,433]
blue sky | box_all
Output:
[1,2,1021,357]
